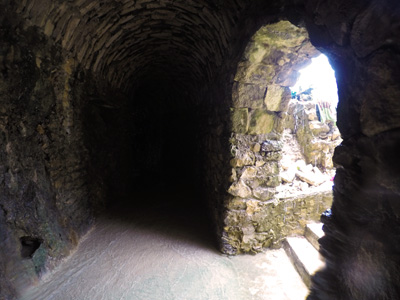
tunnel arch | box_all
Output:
[223,20,334,255]
[221,4,400,297]
[15,0,246,91]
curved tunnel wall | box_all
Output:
[0,1,273,297]
[1,0,400,299]
[15,0,254,90]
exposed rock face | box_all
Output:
[0,5,132,297]
[301,1,400,300]
[0,19,92,295]
[225,21,331,254]
[0,0,399,299]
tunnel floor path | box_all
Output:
[21,189,308,300]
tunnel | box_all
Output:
[1,0,400,299]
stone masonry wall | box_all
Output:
[223,21,330,254]
[285,100,341,169]
[10,0,257,92]
[1,2,278,297]
[0,9,130,298]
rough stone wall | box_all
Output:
[198,85,231,247]
[1,2,273,297]
[81,76,132,205]
[225,189,332,253]
[0,16,92,293]
[298,0,400,299]
[285,100,341,169]
[223,21,328,254]
[10,0,261,91]
[0,6,130,298]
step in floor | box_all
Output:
[284,236,325,288]
[305,222,324,250]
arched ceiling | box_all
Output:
[14,0,280,92]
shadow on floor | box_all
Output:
[21,182,310,300]
[102,182,219,253]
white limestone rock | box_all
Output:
[296,170,324,186]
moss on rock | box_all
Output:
[231,108,249,133]
[248,109,275,135]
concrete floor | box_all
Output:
[21,194,309,300]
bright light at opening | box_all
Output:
[291,54,338,108]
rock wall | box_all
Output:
[300,1,400,299]
[0,20,89,295]
[225,189,332,253]
[222,21,333,254]
[285,100,341,169]
[0,7,131,297]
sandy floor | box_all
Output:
[21,201,308,300]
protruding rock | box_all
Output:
[252,143,261,152]
[261,140,283,152]
[246,200,260,215]
[265,85,290,112]
[228,180,252,198]
[240,167,257,179]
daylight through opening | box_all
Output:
[225,21,340,256]
[279,53,341,199]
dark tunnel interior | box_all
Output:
[95,73,220,250]
[128,81,198,189]
[113,79,204,210]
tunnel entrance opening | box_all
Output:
[224,21,338,254]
